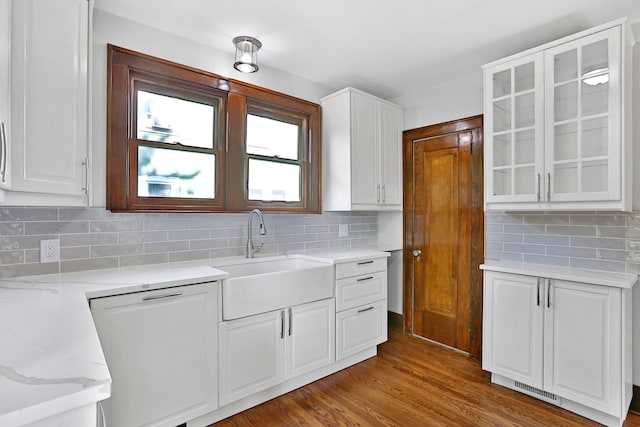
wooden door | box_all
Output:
[403,116,484,357]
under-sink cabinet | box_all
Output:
[90,282,219,427]
[483,18,634,211]
[218,297,335,406]
[335,257,388,360]
[482,266,636,427]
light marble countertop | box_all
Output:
[481,260,639,289]
[0,262,229,427]
[0,249,390,426]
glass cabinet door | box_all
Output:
[485,53,544,203]
[544,27,621,202]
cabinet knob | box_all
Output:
[412,249,421,257]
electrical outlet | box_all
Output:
[40,239,60,263]
[339,224,349,237]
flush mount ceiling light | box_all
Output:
[582,68,609,86]
[233,36,262,73]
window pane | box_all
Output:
[138,146,215,198]
[246,114,299,160]
[137,90,214,149]
[248,159,300,202]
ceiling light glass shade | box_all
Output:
[233,36,262,73]
[582,67,609,86]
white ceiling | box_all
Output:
[94,0,640,100]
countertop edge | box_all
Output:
[480,260,639,289]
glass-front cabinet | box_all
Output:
[485,53,544,204]
[544,27,621,202]
[483,19,632,211]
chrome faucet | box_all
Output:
[246,209,267,258]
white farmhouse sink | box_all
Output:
[218,257,334,320]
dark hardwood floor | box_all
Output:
[212,328,640,426]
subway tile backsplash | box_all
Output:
[485,211,640,275]
[0,207,378,278]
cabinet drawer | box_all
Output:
[336,271,386,312]
[335,257,387,279]
[336,299,387,360]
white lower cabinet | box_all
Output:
[218,298,335,406]
[334,257,388,361]
[336,299,387,360]
[483,269,633,426]
[90,282,219,427]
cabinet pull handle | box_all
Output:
[357,276,374,282]
[536,278,541,306]
[376,185,380,203]
[0,122,6,183]
[98,401,106,427]
[288,307,293,336]
[536,174,541,202]
[547,173,551,201]
[82,157,88,194]
[141,291,182,302]
[280,310,285,339]
[357,260,374,266]
[357,306,374,314]
[382,185,386,203]
[547,280,551,308]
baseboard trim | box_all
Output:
[388,311,402,330]
[630,385,640,414]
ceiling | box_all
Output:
[94,0,640,100]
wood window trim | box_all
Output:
[107,44,321,213]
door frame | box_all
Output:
[402,115,484,358]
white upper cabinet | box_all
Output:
[0,0,10,192]
[484,19,634,211]
[485,53,544,205]
[322,87,403,211]
[8,0,90,206]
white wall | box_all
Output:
[392,71,483,131]
[90,10,335,207]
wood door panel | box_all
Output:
[403,115,483,356]
[423,148,458,317]
[414,138,464,348]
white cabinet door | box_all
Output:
[378,101,402,206]
[544,27,622,204]
[10,0,88,199]
[321,87,403,211]
[350,91,379,205]
[482,271,544,388]
[336,299,387,360]
[285,298,335,378]
[484,53,544,205]
[90,283,218,427]
[218,309,284,406]
[0,0,10,191]
[544,279,620,415]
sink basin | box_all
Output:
[218,257,334,320]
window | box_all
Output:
[107,45,320,213]
[245,105,307,204]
